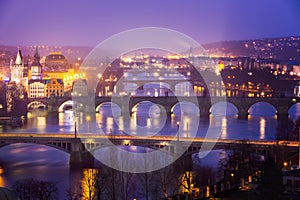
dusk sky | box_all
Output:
[0,0,300,47]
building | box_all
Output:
[72,79,88,97]
[10,50,24,85]
[0,80,7,115]
[43,69,75,92]
[45,78,64,97]
[9,49,28,91]
[6,82,26,114]
[28,80,46,98]
[282,169,300,197]
[8,50,27,108]
[28,47,42,80]
[44,52,69,71]
[0,187,18,199]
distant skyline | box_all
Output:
[0,0,300,47]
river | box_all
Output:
[0,101,299,198]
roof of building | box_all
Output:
[44,78,64,85]
[28,79,45,84]
[15,50,22,65]
[46,52,67,61]
[31,47,41,66]
[0,187,18,200]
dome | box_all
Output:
[44,52,69,71]
[46,52,67,61]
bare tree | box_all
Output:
[180,170,193,194]
[154,164,181,199]
[93,168,110,200]
[135,171,155,200]
[220,141,259,187]
[36,180,59,200]
[13,178,58,200]
[65,181,82,200]
[82,169,97,200]
[119,170,136,200]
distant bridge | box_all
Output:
[0,133,298,168]
[25,96,300,119]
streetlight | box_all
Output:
[74,121,77,139]
[177,121,180,142]
[86,115,91,133]
[186,122,189,137]
[124,140,130,146]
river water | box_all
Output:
[0,102,300,198]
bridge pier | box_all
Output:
[69,138,83,168]
[173,152,193,172]
[173,141,194,171]
[69,138,95,169]
[81,151,95,168]
[121,111,132,117]
[276,112,289,121]
[200,107,210,118]
[238,109,248,120]
[69,151,82,168]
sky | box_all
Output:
[0,0,300,47]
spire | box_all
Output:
[15,49,23,65]
[33,46,40,65]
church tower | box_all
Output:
[10,49,24,84]
[30,47,42,80]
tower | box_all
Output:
[30,47,42,80]
[10,49,24,84]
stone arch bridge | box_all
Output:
[26,96,300,119]
[0,133,297,168]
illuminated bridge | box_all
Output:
[25,96,300,119]
[0,133,298,168]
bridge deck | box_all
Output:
[0,133,298,147]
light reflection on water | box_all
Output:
[0,143,70,196]
[259,117,266,140]
[0,102,300,198]
[11,101,284,140]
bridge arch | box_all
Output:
[210,101,238,116]
[171,101,199,115]
[248,101,277,117]
[58,100,74,113]
[131,100,164,116]
[27,101,47,110]
[96,102,121,116]
[0,142,71,155]
[288,102,300,120]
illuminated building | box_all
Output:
[0,80,7,115]
[28,80,46,98]
[10,50,25,85]
[217,60,225,71]
[28,47,42,80]
[43,69,74,92]
[44,52,69,71]
[72,79,88,97]
[294,84,300,97]
[9,49,28,96]
[6,82,26,114]
[45,78,64,97]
